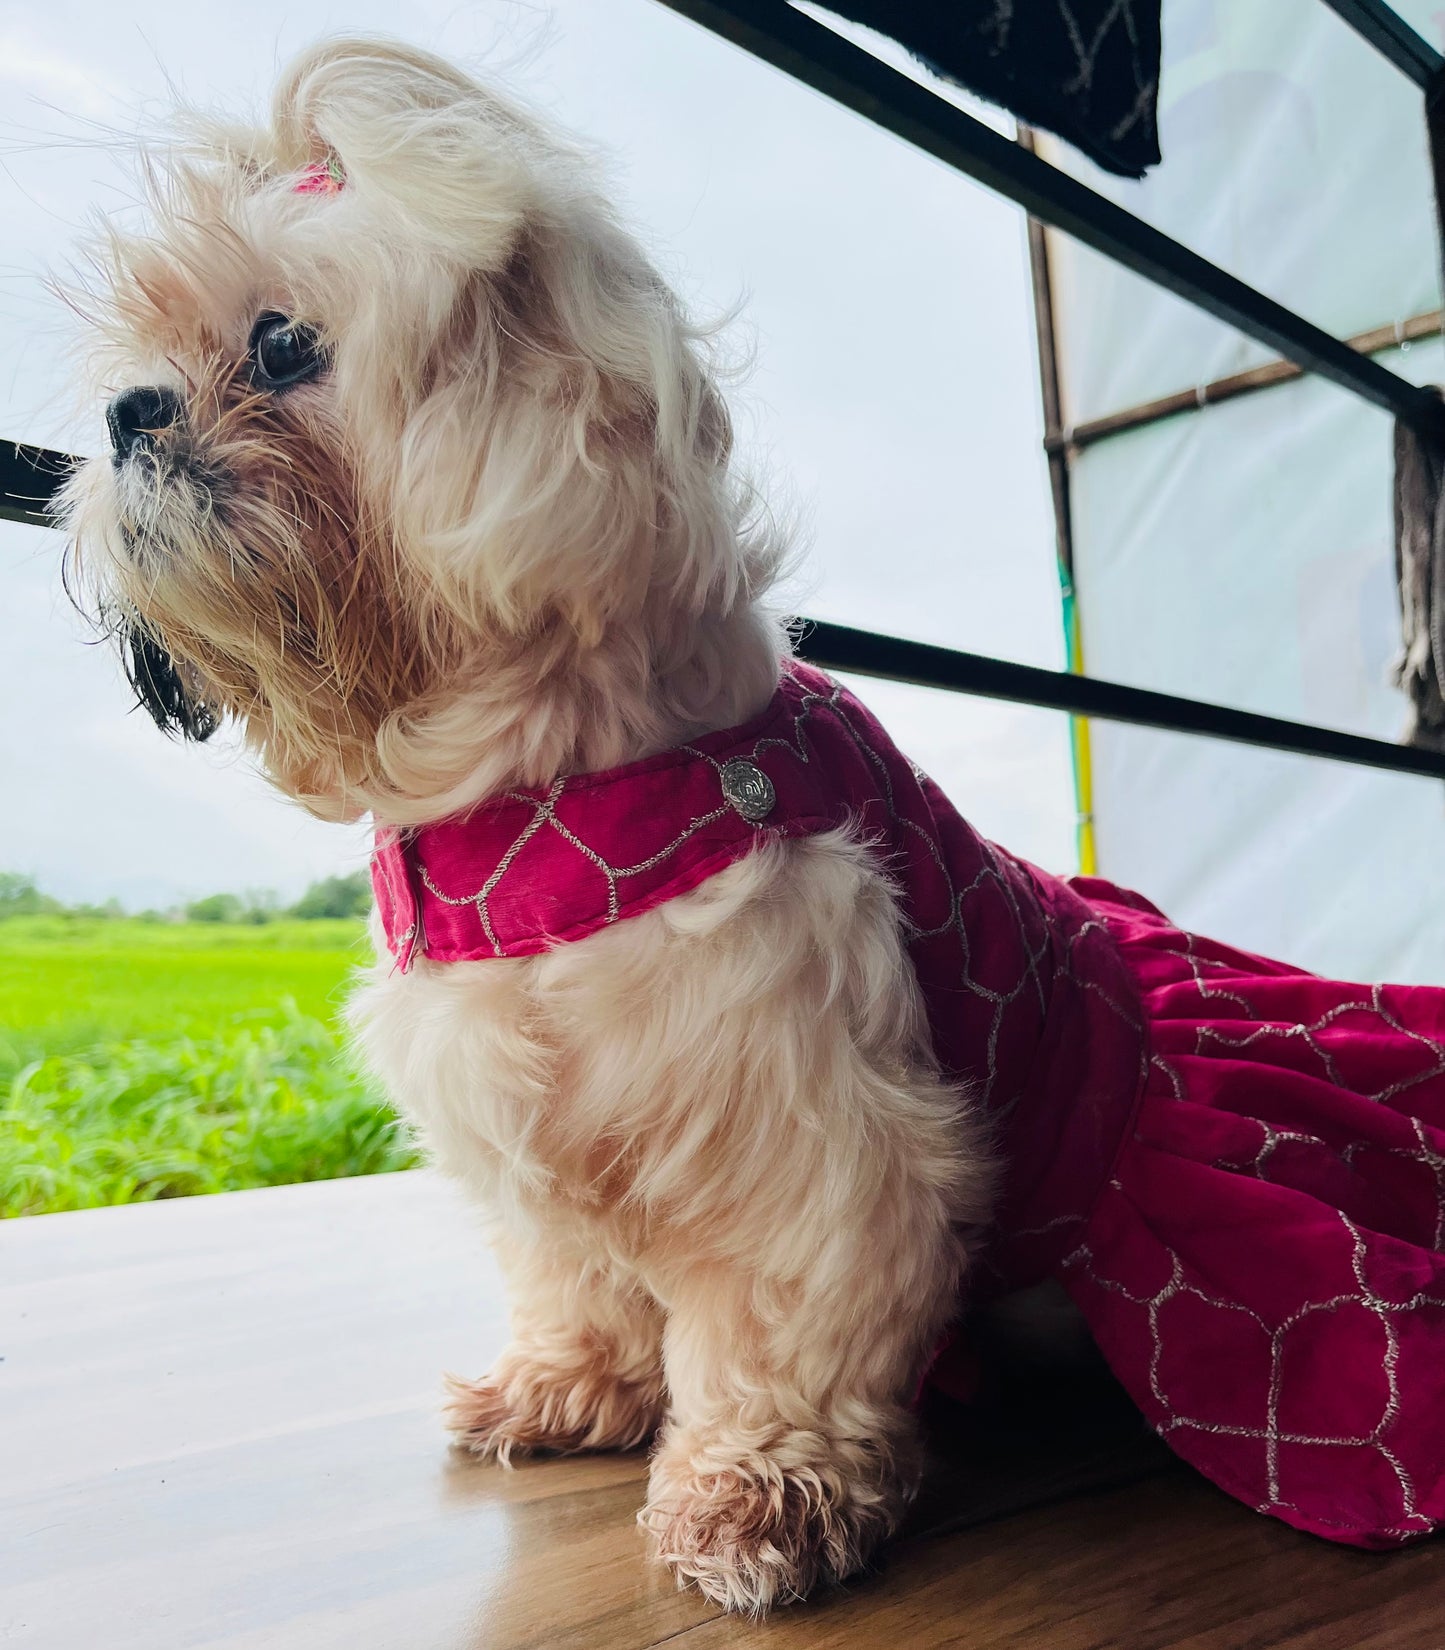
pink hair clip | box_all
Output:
[294,155,344,195]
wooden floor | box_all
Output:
[6,1171,1445,1649]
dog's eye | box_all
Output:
[249,312,327,390]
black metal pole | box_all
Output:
[1,441,74,527]
[8,434,1443,782]
[796,619,1445,782]
[1315,0,1444,88]
[651,0,1445,436]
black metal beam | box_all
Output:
[797,619,1445,782]
[10,438,1445,781]
[1317,0,1444,89]
[652,0,1445,436]
[1,440,74,527]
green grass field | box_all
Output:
[0,918,420,1217]
[1,917,365,1064]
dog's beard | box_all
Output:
[121,623,220,741]
[101,445,225,742]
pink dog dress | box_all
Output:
[373,660,1445,1549]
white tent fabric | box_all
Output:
[1037,0,1445,982]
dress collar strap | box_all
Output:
[370,661,845,968]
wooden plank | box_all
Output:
[0,1174,714,1649]
[6,1172,1440,1648]
[669,1476,1445,1649]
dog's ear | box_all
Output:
[270,37,536,272]
[123,626,219,742]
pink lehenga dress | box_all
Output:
[372,660,1445,1548]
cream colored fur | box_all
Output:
[61,36,996,1613]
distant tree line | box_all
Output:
[0,869,372,923]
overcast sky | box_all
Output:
[0,0,1072,908]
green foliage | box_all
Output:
[0,916,405,1216]
[65,899,126,921]
[290,870,372,921]
[185,891,246,923]
[185,889,283,924]
[0,870,370,925]
[0,1006,419,1217]
[0,873,62,919]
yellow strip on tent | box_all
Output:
[1064,590,1098,878]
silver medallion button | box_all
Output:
[720,758,776,822]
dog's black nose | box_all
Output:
[107,385,183,459]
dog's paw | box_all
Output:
[443,1345,664,1464]
[640,1435,905,1615]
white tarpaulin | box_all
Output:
[1038,0,1445,982]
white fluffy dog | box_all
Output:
[62,38,993,1613]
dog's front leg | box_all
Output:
[350,942,668,1461]
[626,835,990,1614]
[638,1178,962,1613]
[446,1228,665,1461]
